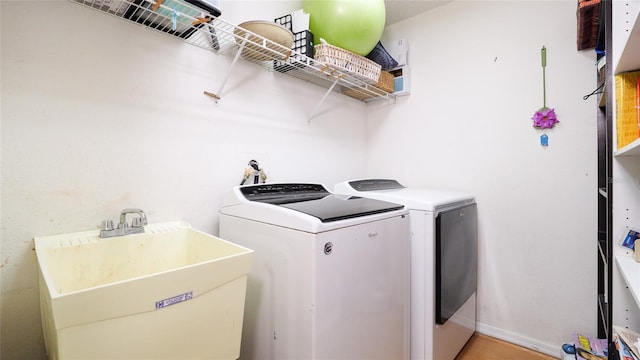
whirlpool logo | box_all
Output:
[324,242,333,255]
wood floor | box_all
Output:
[456,333,558,360]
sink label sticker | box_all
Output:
[155,291,193,309]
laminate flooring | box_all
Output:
[456,333,559,360]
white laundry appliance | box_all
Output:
[219,183,411,360]
[334,179,477,360]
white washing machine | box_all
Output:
[334,179,477,360]
[219,183,411,360]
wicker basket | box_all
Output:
[375,70,395,92]
[342,70,395,101]
[314,43,381,84]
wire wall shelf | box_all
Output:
[70,0,397,118]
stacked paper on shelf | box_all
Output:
[291,9,309,33]
[615,334,638,360]
[615,70,640,149]
[615,326,640,360]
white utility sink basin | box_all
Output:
[35,221,254,360]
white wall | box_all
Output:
[0,1,368,358]
[367,0,597,355]
[1,0,598,359]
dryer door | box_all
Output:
[435,203,477,325]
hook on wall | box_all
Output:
[583,83,604,100]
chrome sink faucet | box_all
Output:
[120,208,148,228]
[100,208,148,238]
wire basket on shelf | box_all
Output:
[273,14,314,72]
[123,0,220,39]
[274,30,314,72]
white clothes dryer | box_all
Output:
[334,179,477,360]
[219,183,411,360]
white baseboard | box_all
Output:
[475,321,561,358]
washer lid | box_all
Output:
[334,179,474,212]
[239,183,404,222]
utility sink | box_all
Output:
[34,221,254,360]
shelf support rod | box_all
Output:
[308,77,342,121]
[210,34,249,101]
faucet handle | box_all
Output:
[101,220,114,231]
[138,212,148,226]
[131,217,144,228]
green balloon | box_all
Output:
[303,0,386,56]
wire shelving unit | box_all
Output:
[70,0,397,119]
